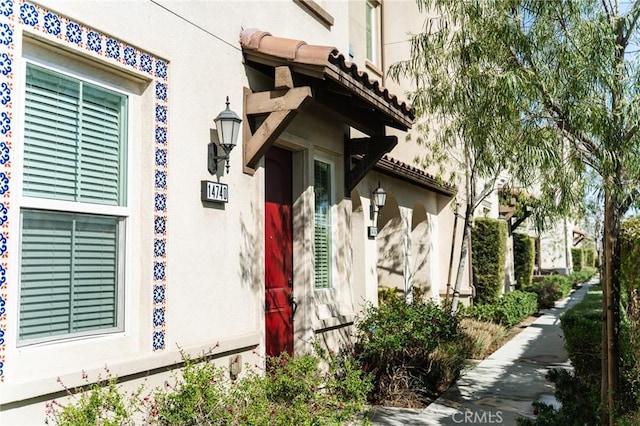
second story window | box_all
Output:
[366,0,381,67]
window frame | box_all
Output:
[17,58,131,346]
[313,157,337,291]
[365,0,382,67]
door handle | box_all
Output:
[288,293,298,322]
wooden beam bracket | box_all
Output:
[344,135,397,194]
[243,84,312,174]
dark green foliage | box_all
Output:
[584,248,596,268]
[561,294,602,383]
[526,275,573,309]
[472,218,507,305]
[513,233,535,289]
[466,290,538,328]
[620,218,640,415]
[568,270,596,288]
[571,248,584,272]
[517,369,600,426]
[355,297,467,405]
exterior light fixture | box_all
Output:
[208,96,242,174]
[372,182,387,211]
[368,181,386,239]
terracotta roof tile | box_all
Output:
[375,155,456,195]
[239,28,414,122]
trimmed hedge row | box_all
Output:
[466,290,538,328]
[571,247,584,272]
[513,232,535,289]
[472,218,507,305]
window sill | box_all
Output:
[365,60,383,78]
[1,332,260,405]
[294,0,334,28]
[315,315,355,333]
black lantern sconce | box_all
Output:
[208,96,242,174]
[368,181,387,239]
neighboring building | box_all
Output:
[0,1,467,423]
[499,185,577,278]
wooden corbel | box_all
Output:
[511,209,532,231]
[344,135,397,194]
[498,205,515,221]
[243,66,312,174]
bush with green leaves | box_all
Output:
[518,285,603,425]
[571,248,584,272]
[46,348,372,426]
[466,290,538,328]
[524,275,573,309]
[45,373,146,426]
[472,218,507,304]
[568,269,596,288]
[584,247,596,268]
[355,296,467,406]
[513,233,535,289]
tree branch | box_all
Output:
[623,0,640,46]
[509,46,602,162]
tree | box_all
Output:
[389,1,640,423]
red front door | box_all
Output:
[265,146,294,356]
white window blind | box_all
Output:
[314,160,332,289]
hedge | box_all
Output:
[621,218,640,385]
[467,290,538,328]
[584,247,596,268]
[571,248,584,272]
[513,232,535,289]
[471,218,507,305]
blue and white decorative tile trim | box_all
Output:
[0,0,14,382]
[0,1,170,379]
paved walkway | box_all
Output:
[369,278,596,425]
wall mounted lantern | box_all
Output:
[208,96,242,174]
[368,181,387,239]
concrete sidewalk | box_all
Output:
[369,279,596,425]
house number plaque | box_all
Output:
[201,180,229,203]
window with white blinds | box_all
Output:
[23,64,127,205]
[19,63,127,343]
[19,211,120,341]
[314,159,333,289]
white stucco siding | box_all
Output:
[2,1,356,422]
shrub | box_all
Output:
[46,349,372,426]
[153,351,372,425]
[472,218,508,304]
[584,247,596,268]
[568,269,596,288]
[513,233,535,289]
[518,285,604,425]
[45,373,146,426]
[571,248,584,272]
[465,290,538,328]
[526,275,573,309]
[355,297,467,406]
[494,290,538,327]
[459,318,508,359]
[621,218,640,380]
